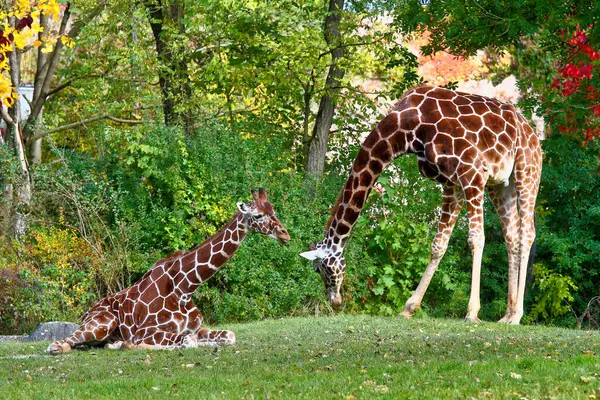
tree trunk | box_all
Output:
[305,0,346,179]
[22,2,103,142]
[144,0,192,130]
[0,132,11,237]
[7,36,31,239]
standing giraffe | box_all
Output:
[48,189,290,354]
[301,85,542,324]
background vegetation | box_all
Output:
[0,0,598,334]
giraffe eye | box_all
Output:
[312,261,321,272]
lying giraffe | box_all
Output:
[301,85,542,325]
[48,189,290,354]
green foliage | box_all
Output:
[0,143,20,186]
[529,135,600,322]
[0,225,105,334]
[101,125,228,251]
[528,263,577,321]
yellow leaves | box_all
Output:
[60,35,74,49]
[40,0,61,20]
[41,43,54,53]
[0,78,15,108]
[31,22,44,34]
[12,32,28,50]
[0,1,70,107]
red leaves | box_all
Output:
[0,30,14,47]
[566,29,588,46]
[550,27,600,142]
[16,16,33,31]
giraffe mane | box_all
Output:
[324,186,345,236]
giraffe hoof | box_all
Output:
[122,341,153,350]
[464,316,481,323]
[122,340,135,350]
[399,311,414,319]
[225,331,236,345]
[182,334,199,348]
[47,342,72,355]
[104,341,124,350]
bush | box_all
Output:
[3,121,597,334]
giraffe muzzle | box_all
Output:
[277,229,290,244]
[331,293,343,308]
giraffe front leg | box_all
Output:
[401,186,464,318]
[47,309,118,355]
[462,182,486,323]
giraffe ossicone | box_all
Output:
[302,85,542,325]
[47,188,290,355]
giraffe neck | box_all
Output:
[324,118,412,252]
[173,212,248,294]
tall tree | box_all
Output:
[0,1,142,237]
[305,0,346,179]
[144,0,192,129]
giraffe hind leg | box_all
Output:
[194,328,236,346]
[488,181,521,323]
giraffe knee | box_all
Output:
[47,341,71,355]
[430,242,446,260]
[224,330,236,345]
[467,233,485,250]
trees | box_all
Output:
[305,0,346,178]
[0,0,65,237]
[143,0,192,129]
[0,1,149,237]
[394,0,600,143]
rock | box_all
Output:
[25,322,79,342]
[0,335,27,343]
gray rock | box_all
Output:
[25,322,79,342]
[0,335,27,343]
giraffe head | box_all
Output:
[237,188,290,244]
[300,241,345,307]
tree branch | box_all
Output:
[30,114,146,142]
[46,73,108,97]
[317,40,376,59]
[1,106,15,126]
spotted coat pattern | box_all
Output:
[48,189,290,354]
[302,85,542,324]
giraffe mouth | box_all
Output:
[329,292,343,308]
[276,229,290,244]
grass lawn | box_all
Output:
[0,315,599,399]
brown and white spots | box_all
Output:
[301,85,542,325]
[48,189,289,355]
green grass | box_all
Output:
[0,315,599,399]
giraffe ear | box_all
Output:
[237,202,249,214]
[237,202,262,217]
[299,248,326,261]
